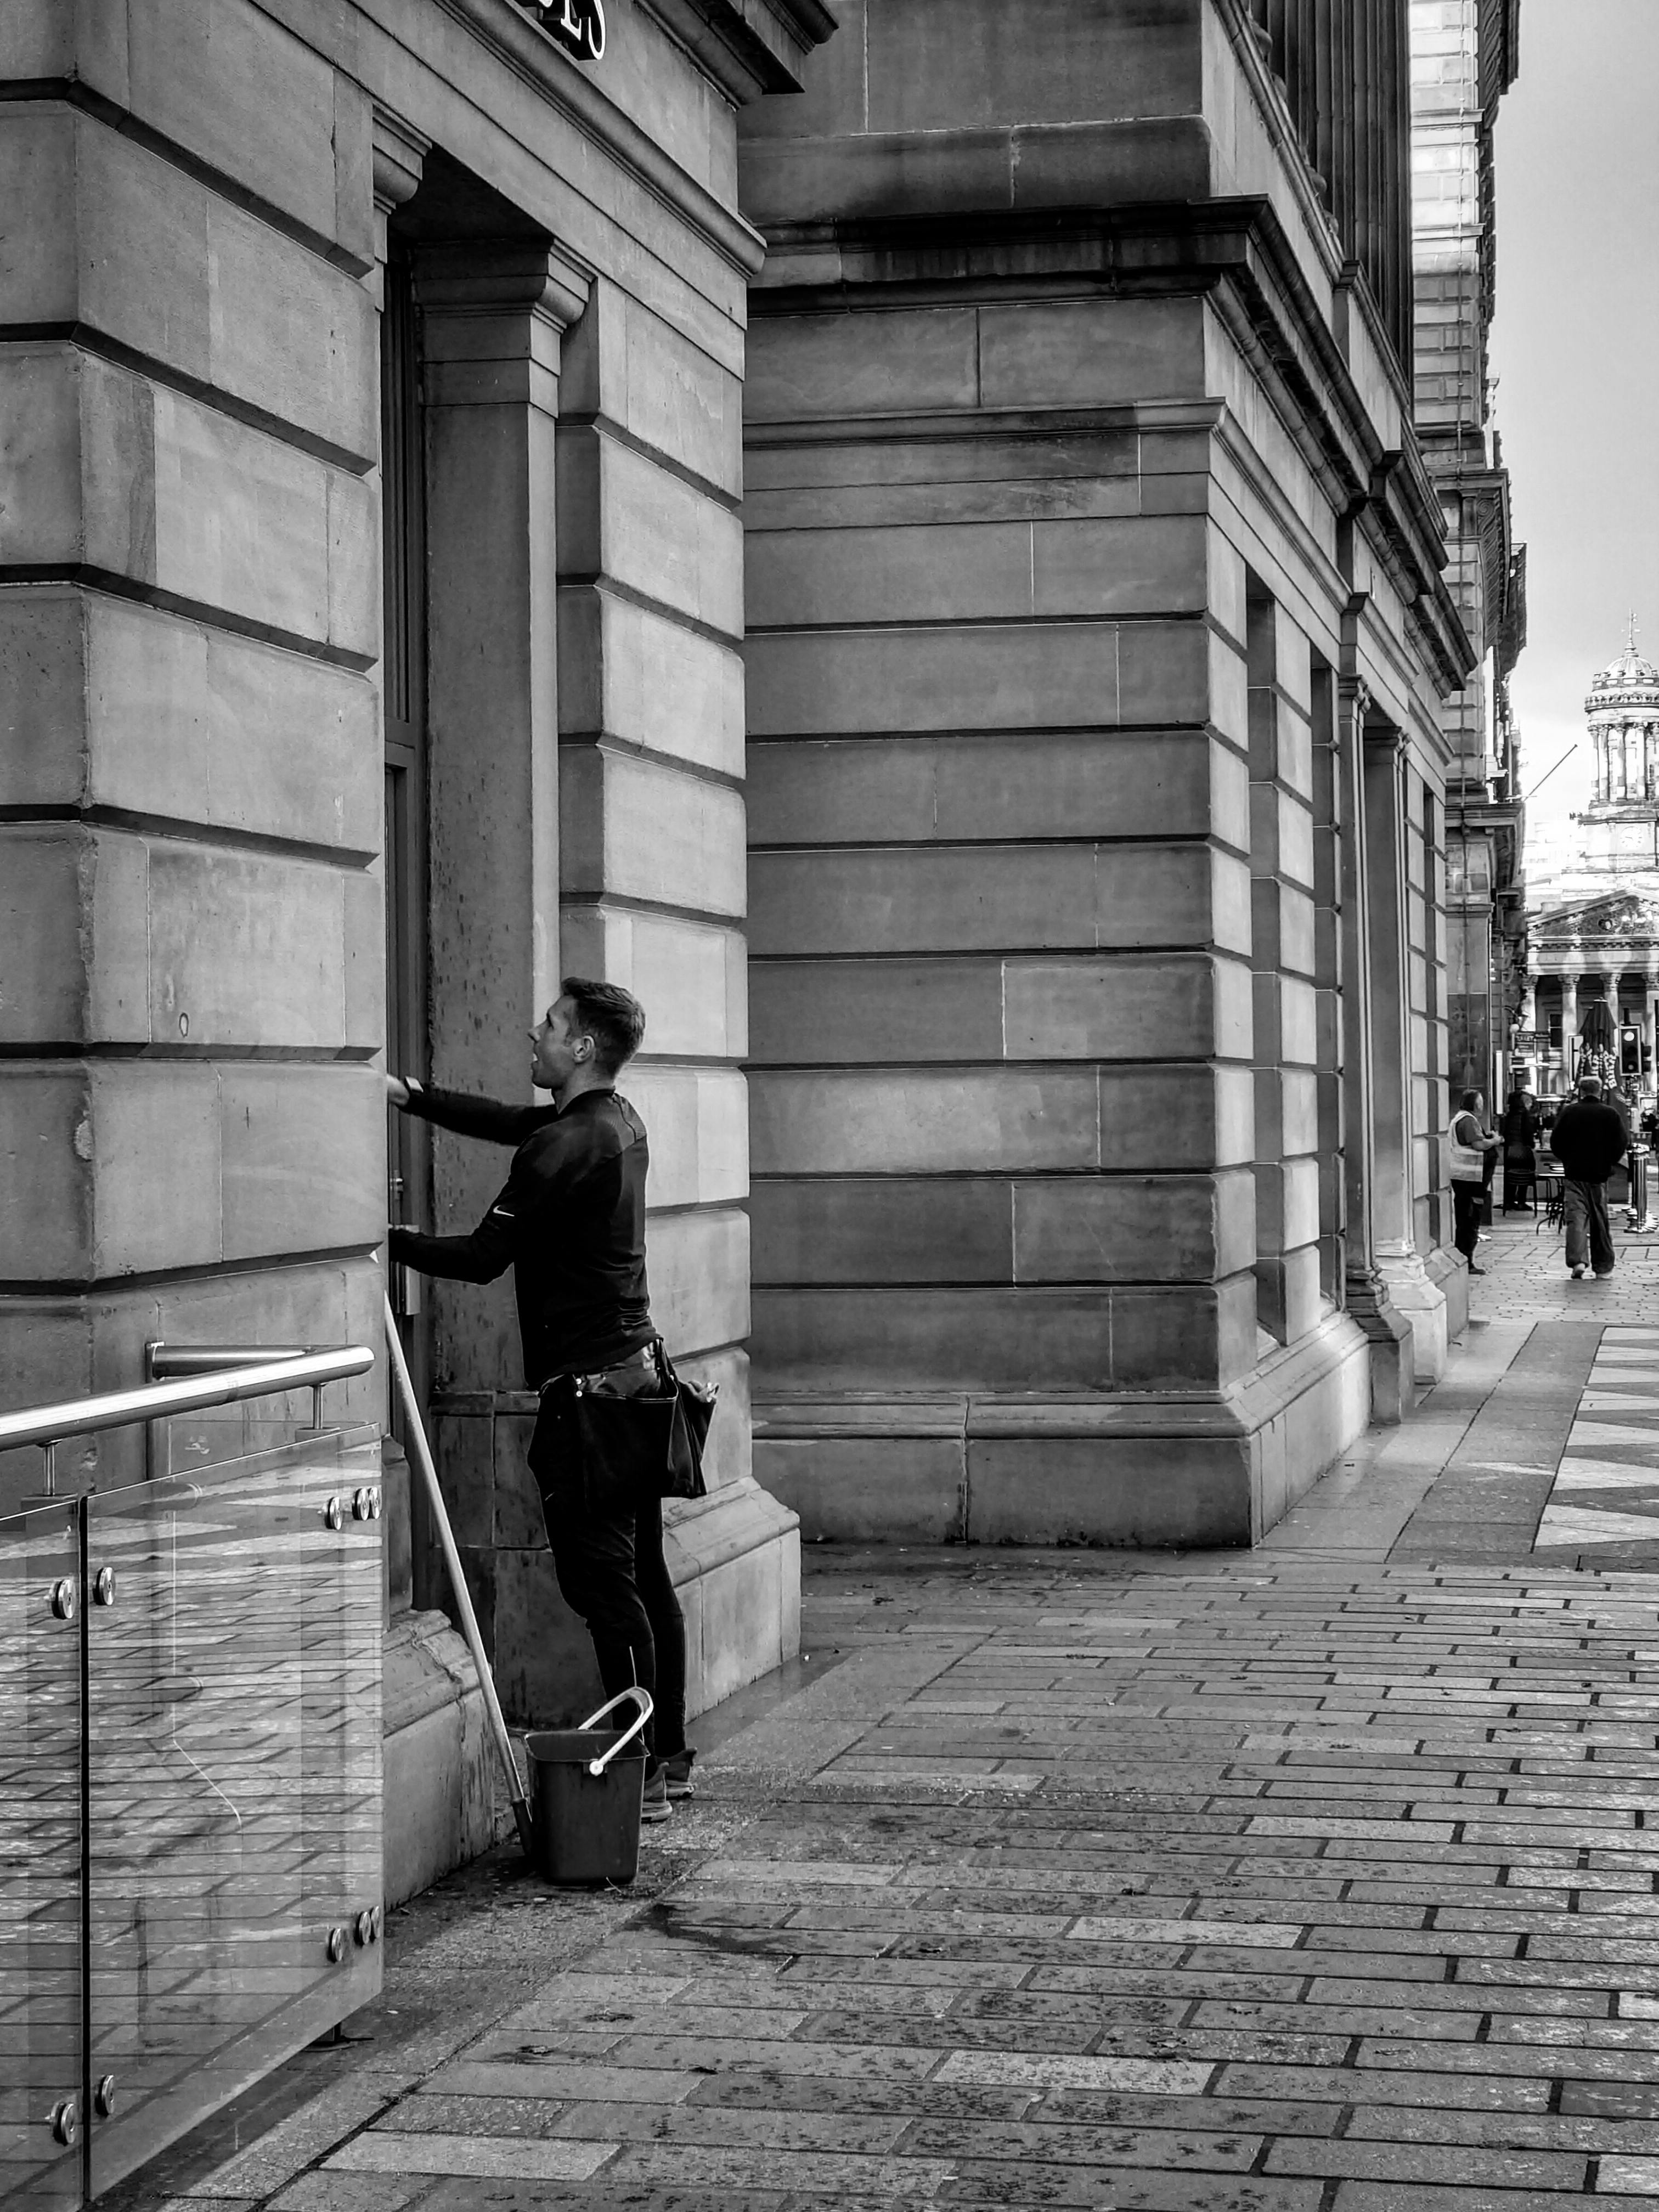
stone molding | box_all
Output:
[637,0,837,101]
[748,197,1470,693]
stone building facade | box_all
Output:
[741,0,1485,1536]
[0,0,827,1897]
[3,0,1508,1889]
[1410,0,1527,1109]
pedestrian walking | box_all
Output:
[387,978,694,1823]
[1500,1086,1538,1211]
[1448,1089,1500,1274]
[1549,1072,1628,1280]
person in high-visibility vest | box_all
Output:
[1448,1091,1500,1274]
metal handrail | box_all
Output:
[0,1347,375,1459]
[146,1342,311,1380]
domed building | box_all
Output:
[1582,628,1659,870]
[1523,625,1659,1105]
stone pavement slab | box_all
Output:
[100,1545,1659,2212]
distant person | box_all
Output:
[1500,1087,1538,1212]
[387,978,694,1822]
[1448,1089,1500,1274]
[1549,1073,1628,1280]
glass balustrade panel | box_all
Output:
[0,1499,86,2207]
[83,1430,383,2199]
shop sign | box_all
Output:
[521,0,606,61]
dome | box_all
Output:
[1592,624,1659,698]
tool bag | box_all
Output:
[529,1340,716,1511]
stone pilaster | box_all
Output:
[1364,720,1449,1384]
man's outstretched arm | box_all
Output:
[388,1073,544,1146]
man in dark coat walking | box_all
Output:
[1550,1074,1628,1280]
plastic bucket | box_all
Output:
[524,1690,652,1886]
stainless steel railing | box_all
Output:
[0,1346,375,1496]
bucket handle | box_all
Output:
[577,1688,654,1778]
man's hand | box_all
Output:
[387,1073,411,1109]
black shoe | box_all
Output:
[661,1748,697,1801]
[641,1764,673,1824]
[1468,1262,1486,1275]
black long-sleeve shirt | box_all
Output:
[388,1084,654,1387]
[1550,1099,1629,1185]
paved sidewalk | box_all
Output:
[103,1216,1659,2212]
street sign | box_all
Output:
[1512,1030,1544,1047]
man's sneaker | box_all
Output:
[640,1764,673,1825]
[662,1748,697,1801]
[1571,1265,1587,1279]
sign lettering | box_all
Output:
[517,0,606,62]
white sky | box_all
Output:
[1487,0,1659,847]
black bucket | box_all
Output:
[524,1689,652,1886]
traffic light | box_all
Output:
[1622,1025,1641,1076]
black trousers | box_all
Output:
[537,1358,687,1764]
[1452,1180,1484,1262]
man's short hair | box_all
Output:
[561,976,645,1076]
[1459,1088,1481,1112]
[1579,1074,1602,1097]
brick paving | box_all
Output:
[101,1214,1659,2212]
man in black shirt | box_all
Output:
[388,978,692,1819]
[1550,1074,1628,1280]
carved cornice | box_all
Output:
[638,0,837,100]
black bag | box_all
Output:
[527,1343,716,1514]
[654,1342,716,1502]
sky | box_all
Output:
[1486,0,1659,852]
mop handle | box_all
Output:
[383,1296,534,1854]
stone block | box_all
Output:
[122,0,361,262]
[749,957,1005,1065]
[431,1410,496,1553]
[1100,618,1211,731]
[749,1068,1102,1176]
[218,1064,382,1262]
[93,1062,223,1277]
[0,108,375,461]
[978,297,1204,410]
[744,307,979,424]
[0,586,85,808]
[0,346,372,651]
[561,281,743,497]
[342,867,385,1052]
[693,1542,785,1709]
[0,1067,94,1283]
[863,0,1199,133]
[1110,1274,1259,1389]
[966,1437,1252,1548]
[1031,514,1209,618]
[750,843,1225,956]
[557,908,746,1062]
[79,596,376,849]
[620,1066,748,1208]
[1280,1067,1319,1152]
[644,1204,749,1355]
[747,518,1035,629]
[1003,953,1251,1062]
[558,611,714,833]
[148,844,351,1048]
[557,428,743,639]
[754,1437,966,1545]
[559,746,746,917]
[0,825,147,1046]
[1207,630,1250,748]
[1099,1064,1255,1171]
[491,1544,602,1726]
[750,1177,1013,1286]
[1012,1171,1252,1284]
[746,619,1122,736]
[1280,977,1319,1067]
[752,1286,1114,1391]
